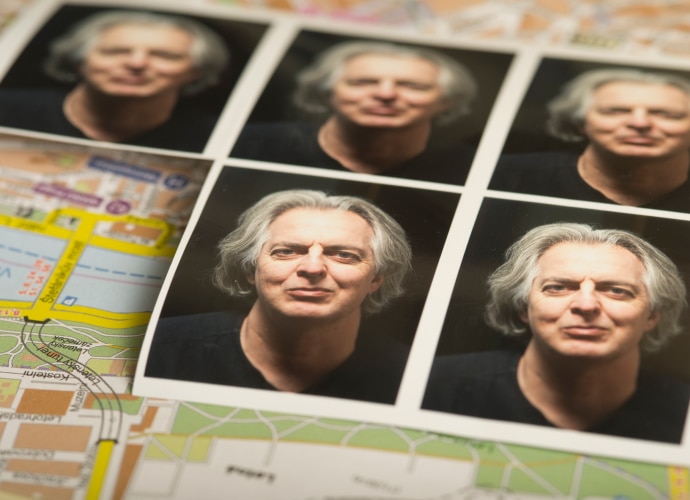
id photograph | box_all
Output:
[230,29,514,185]
[138,166,461,406]
[0,3,268,152]
[490,57,690,214]
[423,198,690,446]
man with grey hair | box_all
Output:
[424,222,689,443]
[0,9,230,151]
[232,40,478,184]
[146,189,414,403]
[492,68,690,213]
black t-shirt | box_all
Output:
[145,311,410,404]
[491,151,690,213]
[0,89,217,152]
[423,349,690,443]
[231,121,476,185]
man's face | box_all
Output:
[520,242,659,362]
[329,54,450,129]
[250,208,383,323]
[80,24,200,99]
[582,81,690,160]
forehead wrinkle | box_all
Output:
[534,244,647,286]
[265,209,374,247]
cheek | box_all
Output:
[81,58,107,74]
[664,123,690,138]
[526,298,563,321]
[584,118,617,134]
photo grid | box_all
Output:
[2,0,690,469]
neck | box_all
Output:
[63,84,179,142]
[578,146,689,205]
[318,116,432,174]
[517,341,640,430]
[239,303,360,392]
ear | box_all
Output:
[519,310,529,324]
[246,273,255,285]
[368,275,384,294]
[645,311,661,332]
[434,97,453,116]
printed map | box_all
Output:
[1,0,690,498]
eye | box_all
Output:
[651,110,688,120]
[345,78,378,86]
[597,107,630,116]
[398,81,433,91]
[542,283,567,293]
[98,47,130,56]
[335,252,360,262]
[270,248,297,258]
[151,50,187,61]
[327,249,362,263]
[604,286,634,298]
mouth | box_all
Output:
[363,107,401,116]
[562,326,607,338]
[287,288,332,299]
[618,136,658,145]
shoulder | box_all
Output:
[311,334,410,403]
[352,333,410,365]
[645,178,690,213]
[494,151,579,175]
[0,88,65,104]
[0,89,70,129]
[598,372,690,443]
[152,311,243,345]
[130,103,216,152]
[491,150,588,195]
[423,350,521,412]
[429,349,520,378]
[144,311,251,383]
[394,138,476,184]
[635,372,690,409]
[231,122,321,160]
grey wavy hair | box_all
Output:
[212,189,413,314]
[293,41,478,125]
[547,68,690,142]
[44,10,230,95]
[485,222,687,353]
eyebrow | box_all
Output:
[539,277,643,291]
[269,242,369,254]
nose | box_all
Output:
[296,248,326,277]
[123,50,149,68]
[373,80,397,100]
[570,281,600,317]
[626,108,652,129]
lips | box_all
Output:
[287,288,332,299]
[618,136,658,145]
[362,106,402,116]
[112,77,150,85]
[562,325,607,338]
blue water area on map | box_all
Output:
[0,226,66,302]
[60,247,171,313]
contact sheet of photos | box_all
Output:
[4,0,690,467]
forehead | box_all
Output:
[340,53,440,78]
[96,23,194,46]
[267,207,374,242]
[535,242,646,281]
[590,81,690,106]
